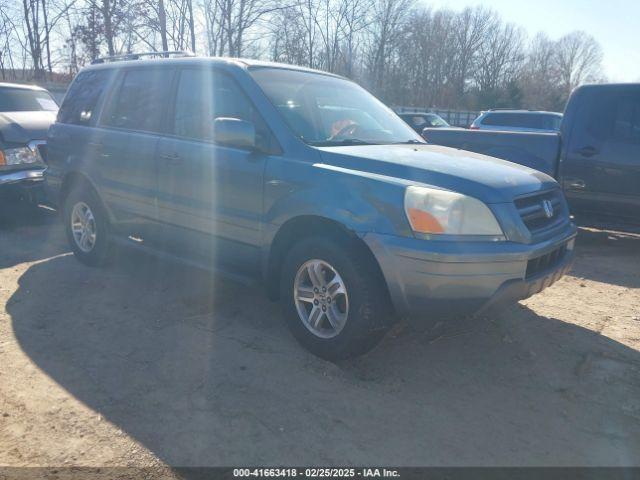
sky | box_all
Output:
[424,0,640,82]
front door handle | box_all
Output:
[574,145,599,157]
[567,179,586,190]
[160,153,182,164]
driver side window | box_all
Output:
[172,68,279,153]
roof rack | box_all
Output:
[487,108,533,111]
[92,51,196,64]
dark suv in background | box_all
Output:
[45,56,576,359]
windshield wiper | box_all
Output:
[309,138,380,147]
[392,139,426,144]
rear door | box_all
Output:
[155,67,276,276]
[94,66,175,234]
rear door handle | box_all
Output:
[574,146,599,157]
[88,142,110,158]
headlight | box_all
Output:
[404,185,503,237]
[1,146,43,166]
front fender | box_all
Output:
[263,161,413,244]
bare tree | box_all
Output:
[554,30,603,95]
[268,4,310,65]
[158,0,169,51]
[203,0,281,58]
[187,0,195,52]
[394,8,458,106]
[475,20,524,92]
[450,6,493,97]
[22,0,45,78]
[338,0,370,76]
[0,0,20,79]
[365,0,413,97]
[519,33,562,110]
[0,0,611,112]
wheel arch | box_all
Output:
[59,171,113,222]
[264,215,392,310]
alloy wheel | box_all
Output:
[293,259,349,339]
[70,201,97,253]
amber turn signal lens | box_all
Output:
[406,207,445,233]
[0,150,5,166]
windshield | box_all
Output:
[0,87,58,112]
[249,67,423,146]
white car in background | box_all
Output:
[470,109,562,133]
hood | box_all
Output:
[0,111,57,145]
[317,144,558,203]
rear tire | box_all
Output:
[280,236,393,360]
[63,185,113,267]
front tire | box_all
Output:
[280,236,393,360]
[63,186,112,267]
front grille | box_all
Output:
[526,244,567,279]
[514,189,566,235]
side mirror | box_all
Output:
[213,117,256,150]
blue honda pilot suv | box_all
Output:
[45,56,577,360]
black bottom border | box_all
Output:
[1,468,640,480]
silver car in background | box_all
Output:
[470,109,562,133]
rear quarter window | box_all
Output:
[57,69,112,125]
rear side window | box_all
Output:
[612,95,640,144]
[57,70,111,125]
[101,68,173,133]
[481,113,518,127]
[584,91,640,144]
[486,113,527,127]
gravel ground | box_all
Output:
[1,204,639,469]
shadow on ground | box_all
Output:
[6,235,640,466]
[0,203,66,268]
[571,227,640,288]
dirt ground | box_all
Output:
[1,204,639,469]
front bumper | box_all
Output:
[0,168,45,186]
[0,168,46,203]
[361,223,577,319]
